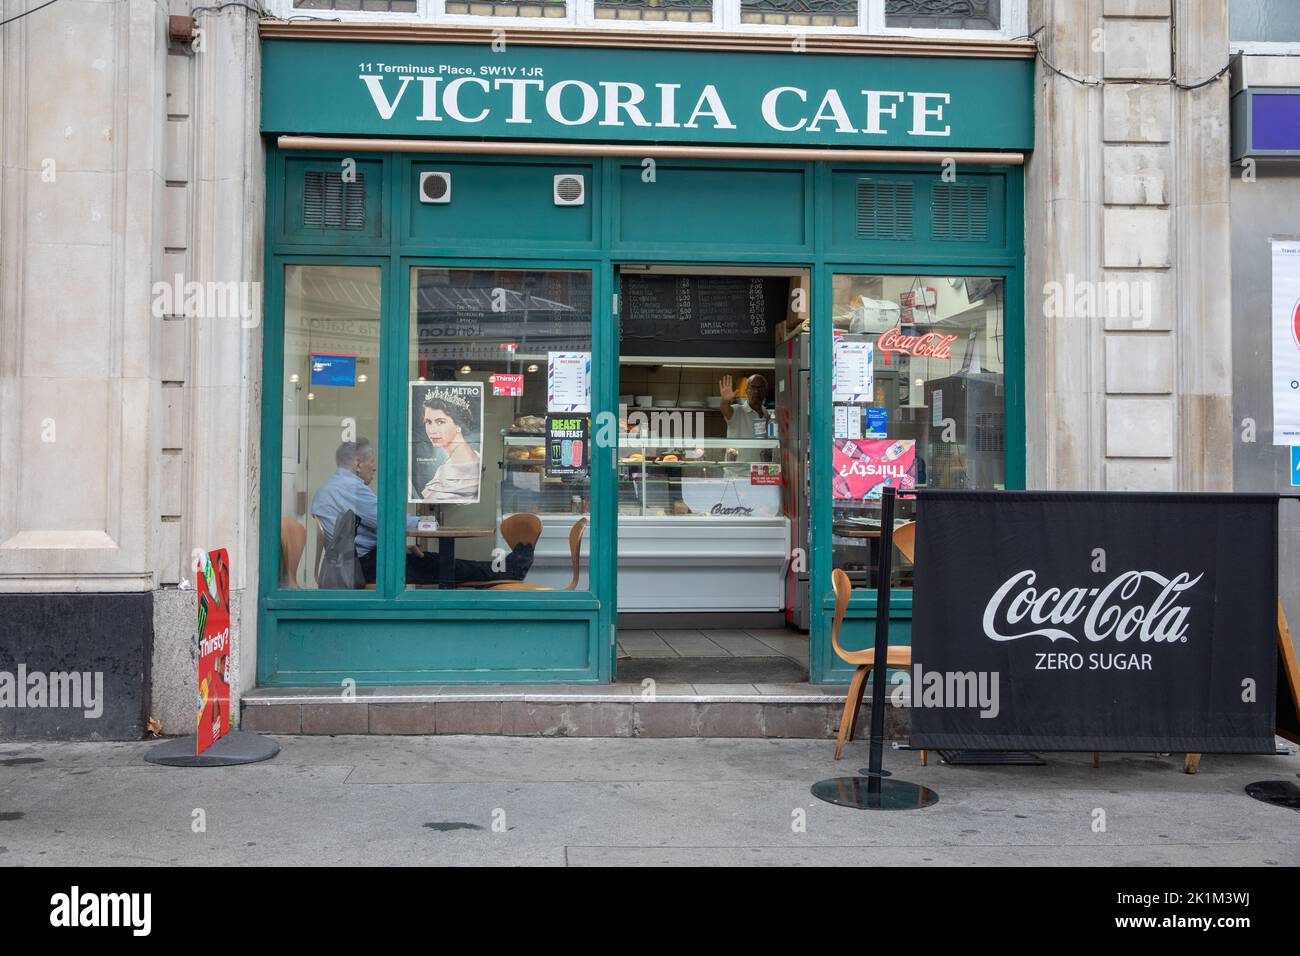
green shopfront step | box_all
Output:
[240,684,912,739]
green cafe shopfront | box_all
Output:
[256,26,1032,689]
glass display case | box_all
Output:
[616,437,781,518]
[500,431,591,518]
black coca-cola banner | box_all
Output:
[909,492,1279,753]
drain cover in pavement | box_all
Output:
[1245,780,1300,810]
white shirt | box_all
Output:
[726,402,771,461]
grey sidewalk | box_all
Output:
[1,736,1297,866]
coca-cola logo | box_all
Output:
[711,504,754,516]
[875,326,957,359]
[982,569,1204,644]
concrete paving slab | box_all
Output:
[0,737,1295,866]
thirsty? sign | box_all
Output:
[196,549,232,754]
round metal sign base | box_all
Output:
[811,776,939,810]
[857,768,892,777]
[1244,780,1300,810]
[144,731,280,768]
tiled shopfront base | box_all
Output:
[240,686,912,739]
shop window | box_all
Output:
[292,0,417,9]
[406,268,594,591]
[828,274,1005,592]
[740,0,857,27]
[280,265,383,591]
[595,0,712,21]
[444,0,567,15]
[1231,0,1300,44]
[885,0,999,31]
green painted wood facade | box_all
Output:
[258,147,1024,686]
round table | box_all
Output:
[407,528,494,588]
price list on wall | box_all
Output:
[621,275,788,359]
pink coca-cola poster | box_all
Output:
[832,438,916,500]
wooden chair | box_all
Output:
[893,521,917,563]
[490,517,588,591]
[892,520,917,588]
[831,568,926,765]
[280,518,307,588]
[456,513,544,589]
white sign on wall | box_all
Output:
[1272,240,1300,445]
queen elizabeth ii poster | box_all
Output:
[408,381,484,505]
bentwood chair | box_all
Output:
[893,521,917,564]
[489,517,588,591]
[831,567,926,765]
[892,520,917,589]
[280,518,307,588]
[456,513,544,589]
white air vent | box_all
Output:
[419,171,451,204]
[553,174,585,206]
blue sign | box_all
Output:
[310,353,357,387]
[1233,89,1300,159]
[866,407,888,437]
[1292,445,1300,488]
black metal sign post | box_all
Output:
[812,487,938,810]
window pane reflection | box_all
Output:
[828,274,1006,591]
[406,268,594,591]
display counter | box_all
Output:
[498,435,789,611]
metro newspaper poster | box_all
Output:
[196,548,232,754]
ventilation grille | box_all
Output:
[855,180,913,240]
[555,175,584,204]
[973,412,1004,454]
[303,171,366,230]
[932,183,989,242]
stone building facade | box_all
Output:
[0,0,1247,736]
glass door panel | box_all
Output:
[827,273,1007,592]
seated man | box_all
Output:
[311,438,534,587]
[311,439,380,585]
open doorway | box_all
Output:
[613,264,811,686]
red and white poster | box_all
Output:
[491,372,524,397]
[832,438,917,500]
[196,548,232,754]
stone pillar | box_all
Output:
[0,0,168,736]
[1025,0,1232,491]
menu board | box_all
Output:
[621,275,788,359]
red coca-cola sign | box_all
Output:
[875,326,957,359]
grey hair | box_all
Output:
[335,438,374,468]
